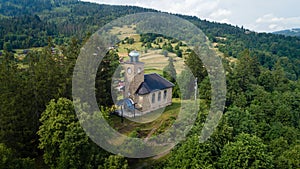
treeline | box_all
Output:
[0,0,155,49]
[0,0,78,16]
[1,0,299,80]
[179,14,300,80]
[0,38,125,168]
[151,50,300,169]
[0,15,56,49]
[0,38,299,168]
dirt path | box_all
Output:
[144,120,163,142]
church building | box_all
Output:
[122,50,174,115]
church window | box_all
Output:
[164,90,167,100]
[158,92,161,102]
[152,93,155,103]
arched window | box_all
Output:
[158,92,161,102]
[164,90,167,100]
[152,93,155,103]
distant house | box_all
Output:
[122,51,174,115]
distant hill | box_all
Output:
[0,0,300,79]
[273,28,300,37]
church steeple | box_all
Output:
[123,51,144,101]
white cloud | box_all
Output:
[256,14,284,23]
[255,13,300,32]
[135,0,221,18]
[82,0,300,32]
[82,0,221,18]
[269,24,278,29]
[83,0,234,25]
[207,8,232,24]
[209,9,231,19]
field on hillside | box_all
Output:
[110,26,187,75]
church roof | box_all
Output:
[136,73,175,95]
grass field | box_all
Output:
[110,26,188,75]
[110,25,137,40]
[110,98,181,138]
[139,50,185,75]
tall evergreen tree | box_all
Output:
[96,50,120,106]
[163,57,176,83]
[0,50,37,157]
[184,51,207,83]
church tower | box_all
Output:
[123,50,144,102]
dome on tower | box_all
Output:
[129,50,140,57]
[128,50,140,62]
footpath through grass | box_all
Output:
[110,98,181,138]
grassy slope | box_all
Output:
[111,98,181,138]
[111,26,187,75]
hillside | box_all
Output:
[274,28,300,37]
[1,0,299,80]
[0,0,300,169]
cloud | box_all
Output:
[255,13,300,32]
[134,0,221,18]
[208,8,232,24]
[83,0,234,25]
[256,14,285,23]
[209,9,231,19]
[82,0,221,18]
[82,0,300,32]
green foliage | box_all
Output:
[177,69,194,99]
[225,107,256,136]
[37,98,111,169]
[103,155,128,169]
[165,136,214,169]
[163,57,176,83]
[277,144,300,169]
[0,143,34,169]
[124,37,134,44]
[175,49,182,57]
[37,98,77,167]
[140,33,161,43]
[1,1,300,168]
[269,137,289,159]
[198,76,211,100]
[96,50,120,106]
[0,50,39,157]
[184,51,207,83]
[218,133,273,169]
[162,42,174,53]
[3,42,12,52]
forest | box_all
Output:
[0,0,299,168]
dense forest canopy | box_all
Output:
[0,0,299,168]
[0,0,299,80]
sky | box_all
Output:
[82,0,300,33]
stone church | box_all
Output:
[122,50,174,115]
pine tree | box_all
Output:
[184,51,207,83]
[163,57,176,83]
[96,50,120,106]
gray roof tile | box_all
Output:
[136,73,174,95]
